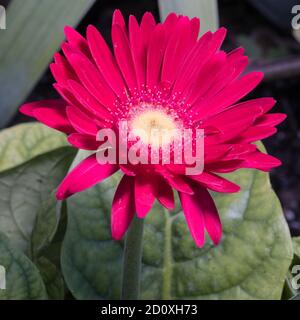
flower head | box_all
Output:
[20,10,286,247]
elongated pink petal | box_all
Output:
[146,24,167,87]
[180,185,222,247]
[20,100,73,133]
[156,176,175,210]
[192,72,264,120]
[174,28,226,96]
[67,53,116,108]
[129,15,146,89]
[190,172,240,193]
[50,53,78,85]
[242,151,281,170]
[197,187,222,245]
[67,80,114,121]
[111,175,135,240]
[87,25,126,96]
[66,106,98,135]
[140,12,156,42]
[134,174,156,218]
[179,191,205,247]
[56,154,118,200]
[112,9,126,32]
[67,133,99,150]
[64,26,90,57]
[233,126,277,143]
[161,17,193,86]
[112,24,138,91]
[255,113,287,127]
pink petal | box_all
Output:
[163,13,178,34]
[112,24,138,91]
[140,12,156,43]
[156,176,175,210]
[179,185,222,247]
[20,100,73,133]
[67,53,116,108]
[56,154,118,200]
[192,72,264,120]
[255,113,287,127]
[165,174,194,194]
[198,187,222,245]
[67,80,114,121]
[134,174,156,218]
[174,28,226,96]
[67,133,99,150]
[190,172,240,193]
[64,26,90,57]
[87,25,126,96]
[146,24,167,87]
[129,15,150,89]
[190,17,200,40]
[50,53,78,85]
[161,17,193,86]
[243,151,281,170]
[112,9,126,32]
[179,190,205,247]
[66,106,98,135]
[111,175,135,240]
[233,126,277,143]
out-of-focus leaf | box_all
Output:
[0,147,76,254]
[158,0,219,34]
[0,123,68,172]
[61,150,293,300]
[37,257,64,300]
[0,0,96,127]
[30,192,61,259]
[293,237,300,258]
[0,232,47,300]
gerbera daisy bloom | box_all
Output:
[20,10,285,248]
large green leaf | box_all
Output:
[0,147,76,255]
[0,123,68,172]
[293,237,300,258]
[0,0,96,127]
[0,232,47,300]
[158,0,219,34]
[37,257,64,300]
[61,151,293,300]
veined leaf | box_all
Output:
[0,147,76,254]
[0,123,68,172]
[0,232,47,300]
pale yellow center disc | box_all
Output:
[131,110,177,147]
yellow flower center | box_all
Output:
[131,109,178,147]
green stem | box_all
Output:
[121,216,144,300]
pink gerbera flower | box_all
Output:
[20,10,285,247]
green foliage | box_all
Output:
[0,232,47,300]
[0,147,76,254]
[0,123,68,172]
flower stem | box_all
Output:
[121,216,144,300]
